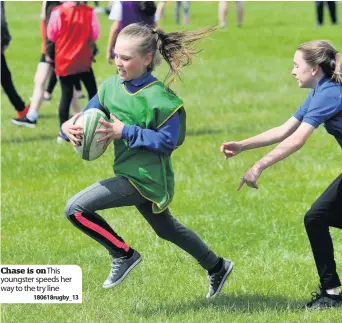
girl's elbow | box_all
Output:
[161,142,176,154]
[293,138,306,149]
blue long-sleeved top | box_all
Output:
[63,72,180,154]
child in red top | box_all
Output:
[11,1,81,129]
[48,1,100,139]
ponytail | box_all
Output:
[154,27,216,88]
[332,52,342,84]
[119,23,216,89]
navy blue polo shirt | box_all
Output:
[293,78,342,148]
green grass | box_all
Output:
[1,1,342,322]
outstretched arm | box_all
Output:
[240,117,302,151]
[221,117,301,159]
[238,122,315,190]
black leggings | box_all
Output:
[46,69,82,95]
[304,174,342,289]
[1,53,26,112]
[46,69,57,95]
[58,69,97,127]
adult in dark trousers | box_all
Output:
[221,40,342,309]
[1,2,29,119]
[315,1,337,26]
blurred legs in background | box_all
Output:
[43,68,57,101]
[175,1,189,25]
[219,1,244,29]
[315,1,337,26]
[1,52,29,118]
[12,59,80,128]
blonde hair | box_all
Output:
[119,23,216,88]
[297,40,342,84]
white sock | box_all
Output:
[326,288,340,295]
[26,110,38,121]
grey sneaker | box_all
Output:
[103,251,142,289]
[206,259,234,299]
[12,115,37,128]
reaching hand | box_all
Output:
[61,113,83,147]
[96,114,125,149]
[237,165,263,191]
[220,141,243,160]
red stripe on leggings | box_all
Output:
[74,212,129,252]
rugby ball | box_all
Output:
[73,108,109,161]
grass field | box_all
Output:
[1,1,342,322]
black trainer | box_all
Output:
[304,288,342,309]
[206,259,234,299]
[103,251,142,289]
[12,116,37,128]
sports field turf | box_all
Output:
[1,2,342,322]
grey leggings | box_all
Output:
[65,176,219,271]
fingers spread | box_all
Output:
[103,138,112,150]
[110,113,117,121]
[71,112,82,122]
[69,128,83,135]
[237,178,245,191]
[95,128,108,133]
[246,181,259,189]
[98,119,111,127]
[69,135,82,146]
[96,134,109,143]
